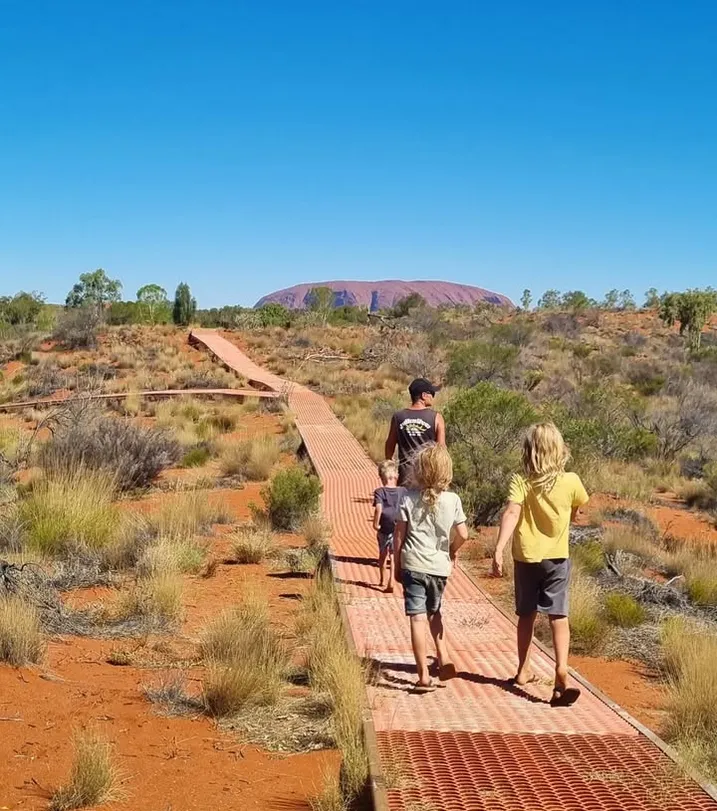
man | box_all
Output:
[385,378,446,486]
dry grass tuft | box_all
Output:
[19,470,119,556]
[231,525,277,564]
[201,593,287,716]
[603,592,646,628]
[302,513,332,550]
[569,567,609,653]
[661,617,717,780]
[150,488,231,538]
[220,435,280,480]
[116,574,183,626]
[310,772,346,811]
[602,525,658,562]
[137,535,207,576]
[50,731,119,810]
[0,596,45,665]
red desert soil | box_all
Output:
[0,485,334,810]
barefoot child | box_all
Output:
[373,460,403,592]
[493,422,589,707]
[393,444,468,692]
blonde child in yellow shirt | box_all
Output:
[493,422,588,707]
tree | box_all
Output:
[618,289,636,310]
[643,288,660,309]
[257,303,292,328]
[172,283,197,326]
[560,290,594,312]
[136,284,170,324]
[602,289,619,309]
[520,289,532,311]
[306,286,335,325]
[659,289,717,352]
[0,291,45,325]
[390,293,426,318]
[537,289,560,309]
[65,269,122,312]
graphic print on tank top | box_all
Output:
[393,408,437,482]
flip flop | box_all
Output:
[412,680,438,694]
[550,687,581,707]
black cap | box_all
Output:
[409,378,441,400]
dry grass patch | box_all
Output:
[661,617,717,780]
[137,535,207,576]
[310,772,345,811]
[220,435,280,480]
[602,524,658,562]
[19,470,120,556]
[50,731,119,811]
[116,574,183,626]
[302,512,332,550]
[150,487,231,538]
[569,568,609,653]
[201,594,287,716]
[0,596,45,665]
[603,593,646,628]
[231,525,277,564]
[580,460,656,502]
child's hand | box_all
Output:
[491,553,504,578]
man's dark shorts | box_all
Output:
[514,558,570,617]
[402,569,447,616]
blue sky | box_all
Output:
[1,1,715,307]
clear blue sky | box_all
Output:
[1,1,715,308]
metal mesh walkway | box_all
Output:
[191,328,717,811]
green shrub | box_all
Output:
[571,540,604,574]
[443,383,536,524]
[445,340,519,387]
[262,466,322,531]
[180,445,212,468]
[603,593,646,628]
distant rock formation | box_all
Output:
[255,279,513,311]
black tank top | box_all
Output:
[392,407,437,482]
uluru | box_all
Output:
[255,279,513,310]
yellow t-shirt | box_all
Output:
[508,471,589,563]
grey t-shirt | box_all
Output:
[399,490,467,577]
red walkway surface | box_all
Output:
[191,328,717,811]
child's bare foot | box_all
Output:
[513,670,538,686]
[384,584,394,593]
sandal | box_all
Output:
[550,686,581,707]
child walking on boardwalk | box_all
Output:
[493,423,589,707]
[393,444,468,693]
[373,460,403,593]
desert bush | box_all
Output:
[661,618,717,779]
[180,444,213,468]
[52,306,100,350]
[569,568,609,653]
[150,488,231,538]
[40,410,181,491]
[231,525,277,564]
[603,593,646,627]
[19,470,119,555]
[684,560,717,607]
[50,731,118,811]
[220,435,280,480]
[445,340,519,387]
[627,361,666,397]
[137,536,206,576]
[26,360,68,397]
[543,312,581,338]
[444,383,536,524]
[0,596,45,665]
[262,466,323,531]
[201,596,287,715]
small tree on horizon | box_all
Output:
[172,283,197,326]
[137,284,170,324]
[644,288,660,309]
[618,289,636,310]
[602,289,619,310]
[520,289,532,311]
[306,286,335,325]
[659,288,717,352]
[65,269,122,315]
[537,289,560,309]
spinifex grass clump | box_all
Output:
[603,592,646,628]
[201,592,287,716]
[569,568,609,653]
[50,731,119,810]
[220,435,280,480]
[231,525,277,564]
[0,595,45,665]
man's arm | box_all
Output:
[435,413,446,446]
[385,417,398,460]
[493,501,521,577]
[393,520,406,580]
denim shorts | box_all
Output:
[402,569,447,616]
[514,559,571,617]
[377,532,394,554]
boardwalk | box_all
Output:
[191,327,717,811]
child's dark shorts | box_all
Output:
[514,558,570,617]
[377,532,393,554]
[401,569,447,616]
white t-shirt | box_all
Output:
[399,490,467,577]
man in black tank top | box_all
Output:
[385,378,446,486]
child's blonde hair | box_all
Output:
[413,444,453,512]
[522,422,569,493]
[378,459,398,483]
